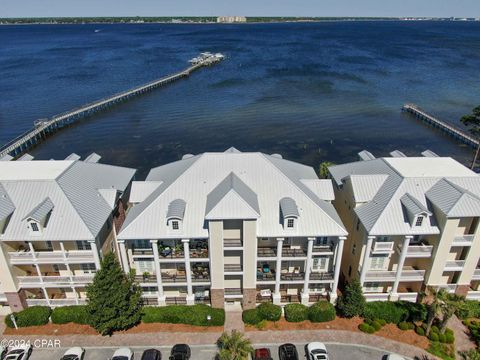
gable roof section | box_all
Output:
[205,172,259,220]
[300,179,335,201]
[347,174,389,203]
[130,181,163,204]
[400,193,431,217]
[426,179,480,217]
[0,184,15,221]
[22,197,54,222]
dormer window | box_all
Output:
[166,199,186,233]
[287,219,295,228]
[280,197,299,231]
[30,222,39,232]
[415,216,424,227]
[23,197,54,236]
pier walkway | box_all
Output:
[0,53,224,159]
[402,103,479,149]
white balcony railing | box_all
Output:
[473,269,480,280]
[9,250,95,264]
[26,298,87,307]
[444,260,466,271]
[17,275,94,287]
[404,244,433,257]
[453,235,475,246]
[371,241,394,253]
[364,293,389,302]
[365,269,425,282]
[467,290,480,300]
[397,292,419,302]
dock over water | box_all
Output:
[402,103,479,149]
[0,53,224,159]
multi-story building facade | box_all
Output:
[328,154,480,302]
[118,148,347,309]
[0,156,135,313]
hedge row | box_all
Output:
[243,301,335,325]
[51,305,91,325]
[456,301,480,320]
[5,306,51,328]
[363,301,427,324]
[142,305,225,326]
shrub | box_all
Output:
[242,309,262,325]
[51,306,90,325]
[400,301,427,322]
[256,320,268,330]
[363,301,408,324]
[431,325,440,334]
[445,328,454,337]
[358,322,375,334]
[142,305,225,326]
[416,326,425,336]
[371,320,382,331]
[445,333,455,344]
[257,303,282,322]
[429,332,439,342]
[438,333,447,343]
[398,321,409,331]
[284,304,308,322]
[308,301,336,323]
[337,280,366,318]
[376,318,387,326]
[428,342,455,360]
[5,306,51,328]
[457,301,480,320]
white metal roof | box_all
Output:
[119,150,347,239]
[329,156,480,236]
[130,181,163,204]
[300,179,335,201]
[0,159,135,241]
[346,174,388,203]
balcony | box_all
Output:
[26,298,87,307]
[9,250,95,264]
[402,244,434,258]
[444,260,466,271]
[472,268,480,281]
[18,275,94,287]
[310,272,334,282]
[467,290,480,300]
[397,292,419,302]
[371,241,394,254]
[452,235,475,247]
[224,239,242,248]
[364,293,390,302]
[224,264,243,274]
[312,244,334,255]
[165,297,187,305]
[225,288,243,298]
[282,248,306,258]
[257,248,276,258]
[364,269,425,282]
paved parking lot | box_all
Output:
[29,343,406,360]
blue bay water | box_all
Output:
[0,21,479,177]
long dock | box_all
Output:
[402,103,479,149]
[0,53,224,159]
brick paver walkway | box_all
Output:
[448,315,476,353]
[224,311,245,333]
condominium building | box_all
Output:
[0,156,135,313]
[328,153,480,302]
[217,16,247,23]
[117,148,347,309]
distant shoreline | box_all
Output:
[1,16,479,25]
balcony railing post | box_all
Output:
[391,236,412,300]
[182,239,194,305]
[273,238,284,305]
[360,236,375,286]
[331,236,346,303]
[118,240,130,273]
[301,238,315,304]
[150,239,165,306]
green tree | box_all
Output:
[216,330,253,360]
[319,161,335,179]
[459,349,480,360]
[425,287,444,336]
[336,279,366,318]
[86,252,142,335]
[461,105,480,168]
[438,293,464,334]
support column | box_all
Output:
[359,236,375,286]
[330,236,346,303]
[301,238,315,304]
[72,286,79,305]
[88,241,101,270]
[60,242,73,281]
[42,287,50,307]
[150,240,165,306]
[182,239,194,305]
[273,238,284,305]
[118,240,130,273]
[27,241,36,260]
[390,236,412,300]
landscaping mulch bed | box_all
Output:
[246,317,430,350]
[4,322,224,336]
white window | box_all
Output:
[76,241,92,250]
[370,255,387,270]
[30,222,39,232]
[312,257,329,272]
[415,216,424,227]
[136,259,154,274]
[81,263,96,273]
[287,219,294,228]
[172,221,179,230]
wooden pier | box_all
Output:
[402,103,479,149]
[0,53,224,159]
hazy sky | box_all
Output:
[1,0,479,18]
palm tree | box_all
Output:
[438,292,464,334]
[217,330,253,360]
[319,161,335,179]
[425,287,444,336]
[460,105,480,168]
